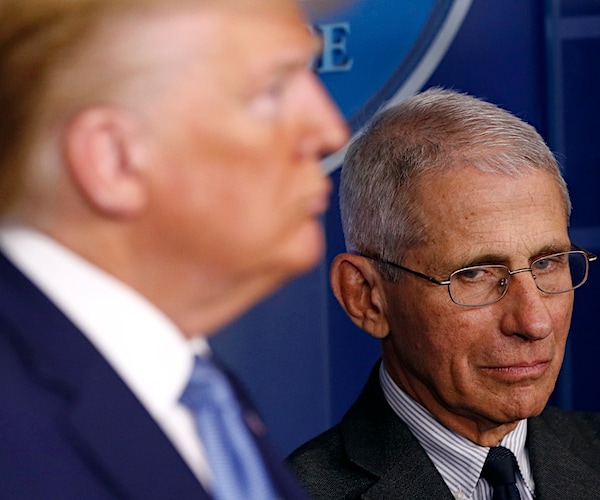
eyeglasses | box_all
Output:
[361,245,597,307]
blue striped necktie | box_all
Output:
[179,355,277,500]
[481,446,522,500]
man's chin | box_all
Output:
[494,395,551,424]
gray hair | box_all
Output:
[339,88,571,281]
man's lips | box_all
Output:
[482,359,552,379]
[307,179,332,216]
[310,191,330,215]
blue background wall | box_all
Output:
[211,0,600,457]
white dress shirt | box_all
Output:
[380,362,535,499]
[0,224,213,488]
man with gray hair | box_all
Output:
[288,88,600,499]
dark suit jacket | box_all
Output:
[0,251,306,499]
[288,361,600,499]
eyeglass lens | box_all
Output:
[448,251,589,306]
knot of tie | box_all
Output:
[481,446,522,500]
[181,357,233,410]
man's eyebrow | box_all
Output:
[533,243,573,256]
[454,243,573,269]
[423,255,504,278]
[269,31,323,74]
[456,254,509,268]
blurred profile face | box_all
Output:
[381,166,572,439]
[132,0,348,292]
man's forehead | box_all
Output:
[209,5,318,70]
[95,2,312,66]
[410,170,568,252]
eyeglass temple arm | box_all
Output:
[571,243,598,262]
[357,253,450,286]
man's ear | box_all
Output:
[330,253,390,339]
[63,106,149,217]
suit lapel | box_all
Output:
[360,443,454,499]
[65,356,208,499]
[528,409,600,499]
[341,362,454,499]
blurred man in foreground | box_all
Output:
[0,0,348,497]
[288,88,600,499]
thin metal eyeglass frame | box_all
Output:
[359,244,597,307]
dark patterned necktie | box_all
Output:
[481,446,522,500]
[180,355,277,500]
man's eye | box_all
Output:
[456,268,487,282]
[249,82,286,117]
[532,255,565,274]
[533,258,551,271]
[454,266,506,284]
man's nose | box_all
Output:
[297,72,349,158]
[500,271,554,341]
